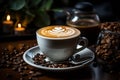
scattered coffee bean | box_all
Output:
[12,66,18,71]
[32,53,73,68]
[3,48,9,51]
[0,44,44,79]
[23,66,28,70]
[6,64,11,68]
[29,70,34,74]
[31,72,42,77]
[20,72,27,76]
[20,77,23,80]
[28,77,32,80]
[18,67,23,72]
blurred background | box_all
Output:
[0,0,119,41]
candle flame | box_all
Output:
[18,23,21,28]
[6,15,10,21]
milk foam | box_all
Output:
[37,26,80,39]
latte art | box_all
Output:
[45,26,75,37]
[37,26,80,39]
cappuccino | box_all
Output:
[37,26,80,39]
[36,25,88,62]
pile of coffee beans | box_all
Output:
[96,22,120,65]
[33,53,73,68]
[0,44,44,80]
[100,22,120,33]
[96,32,120,63]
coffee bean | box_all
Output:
[23,66,28,70]
[31,72,42,77]
[13,49,18,54]
[26,45,30,49]
[28,77,32,80]
[19,77,23,80]
[61,64,68,68]
[3,48,9,51]
[18,67,24,72]
[19,63,23,67]
[6,64,10,68]
[12,66,18,71]
[9,57,13,61]
[20,72,27,76]
[29,70,34,74]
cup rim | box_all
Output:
[36,25,81,40]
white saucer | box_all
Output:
[23,45,95,72]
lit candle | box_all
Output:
[15,23,25,35]
[3,14,13,34]
[3,15,13,24]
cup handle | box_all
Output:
[75,37,88,52]
[70,37,89,65]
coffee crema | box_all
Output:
[37,26,80,39]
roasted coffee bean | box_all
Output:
[18,67,23,72]
[6,64,10,68]
[31,72,42,77]
[9,57,13,61]
[3,48,9,51]
[19,64,24,68]
[13,49,18,54]
[12,66,18,71]
[28,77,32,80]
[1,52,4,55]
[19,77,23,80]
[29,70,34,74]
[26,45,30,49]
[20,72,27,76]
[23,66,28,70]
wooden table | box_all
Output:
[0,39,120,80]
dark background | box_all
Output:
[51,0,120,22]
[0,0,120,41]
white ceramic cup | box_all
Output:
[36,25,88,62]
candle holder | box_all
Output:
[14,23,25,35]
[2,14,14,34]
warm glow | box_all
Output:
[6,15,10,21]
[15,23,25,34]
[18,23,22,28]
